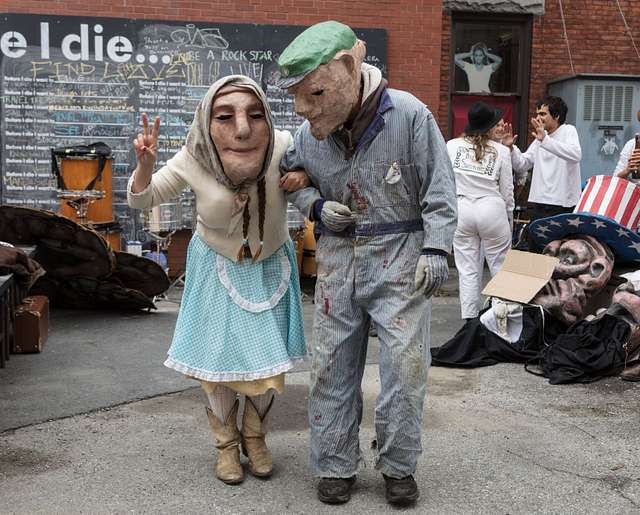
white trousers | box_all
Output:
[453,196,512,319]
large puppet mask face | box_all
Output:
[532,235,614,325]
[288,57,360,140]
[209,87,269,185]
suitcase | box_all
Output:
[14,295,49,353]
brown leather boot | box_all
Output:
[241,396,274,478]
[206,401,244,485]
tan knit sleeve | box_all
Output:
[127,147,190,210]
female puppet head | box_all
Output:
[185,75,274,260]
[208,85,270,185]
[532,234,614,325]
[186,75,274,188]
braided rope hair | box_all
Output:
[252,177,266,262]
[237,194,252,261]
[235,177,267,262]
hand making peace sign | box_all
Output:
[133,112,161,173]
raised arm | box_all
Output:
[454,51,471,71]
[538,123,582,163]
[486,52,502,72]
[615,139,634,176]
[128,112,188,210]
[503,122,532,180]
[131,112,160,193]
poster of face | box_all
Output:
[453,22,522,94]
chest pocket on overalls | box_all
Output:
[377,161,415,206]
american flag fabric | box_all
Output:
[576,175,640,230]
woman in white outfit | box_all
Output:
[447,102,514,319]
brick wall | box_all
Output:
[0,0,444,114]
[529,0,640,121]
[440,0,640,139]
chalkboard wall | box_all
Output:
[0,14,387,240]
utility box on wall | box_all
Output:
[548,74,640,182]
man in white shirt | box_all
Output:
[615,110,640,180]
[503,96,582,249]
[614,135,640,181]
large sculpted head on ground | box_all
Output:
[277,21,366,140]
[533,234,614,325]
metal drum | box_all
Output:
[287,203,305,241]
[143,193,196,235]
[57,189,105,225]
[146,202,182,234]
[58,156,113,223]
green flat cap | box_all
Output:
[276,21,357,89]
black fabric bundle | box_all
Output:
[432,307,630,384]
[536,314,628,384]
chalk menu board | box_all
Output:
[0,14,387,240]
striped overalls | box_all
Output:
[284,88,457,478]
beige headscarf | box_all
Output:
[185,74,275,188]
[185,75,275,259]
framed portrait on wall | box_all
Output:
[448,13,533,144]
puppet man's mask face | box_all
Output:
[533,235,614,325]
[288,58,360,140]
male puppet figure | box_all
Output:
[278,21,457,506]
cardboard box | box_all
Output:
[482,249,559,304]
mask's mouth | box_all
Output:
[540,278,586,316]
[225,147,259,155]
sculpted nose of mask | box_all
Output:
[209,88,269,185]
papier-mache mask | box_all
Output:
[532,234,614,325]
[277,20,366,140]
[185,75,274,260]
[186,74,274,190]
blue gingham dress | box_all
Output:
[164,234,307,381]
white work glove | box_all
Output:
[320,200,355,232]
[414,254,449,297]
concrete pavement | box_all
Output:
[1,274,639,514]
